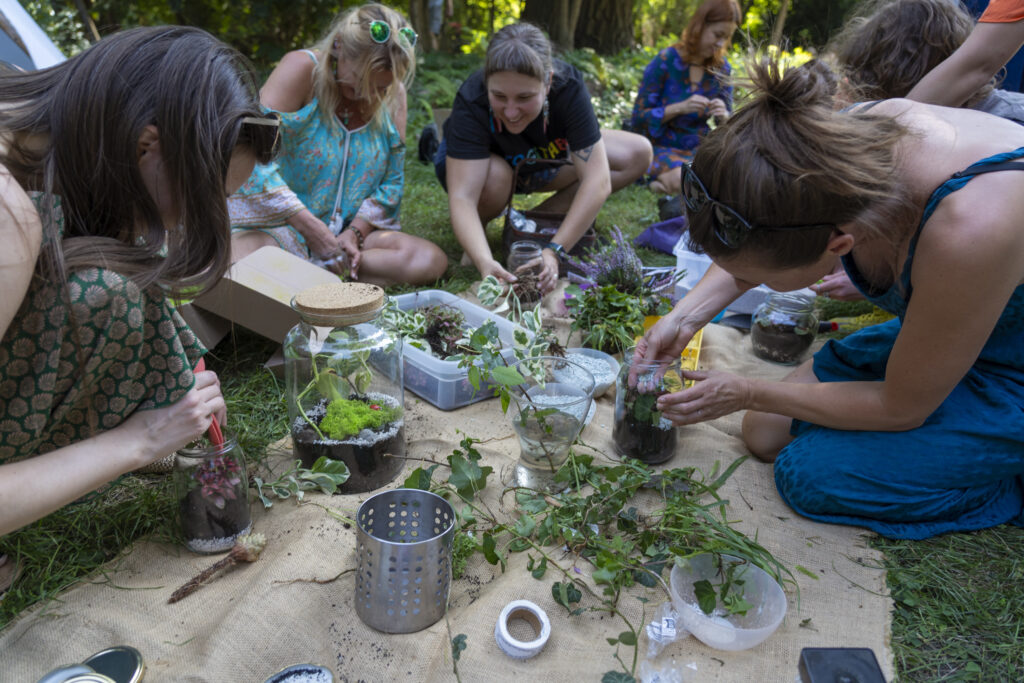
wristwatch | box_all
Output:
[543,241,566,259]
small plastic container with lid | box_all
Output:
[284,282,406,493]
[750,292,819,365]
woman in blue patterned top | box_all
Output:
[630,0,740,196]
[229,3,448,286]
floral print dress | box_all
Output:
[629,46,732,178]
[0,258,203,463]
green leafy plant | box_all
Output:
[402,437,794,681]
[565,283,647,355]
[251,456,351,508]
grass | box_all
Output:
[3,50,1023,683]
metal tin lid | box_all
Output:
[293,282,384,323]
[61,676,116,683]
[82,646,144,683]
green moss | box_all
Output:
[319,397,401,440]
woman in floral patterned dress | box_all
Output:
[228,3,448,286]
[630,0,740,195]
[0,27,278,535]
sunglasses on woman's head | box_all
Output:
[681,164,835,248]
[368,19,417,47]
[240,113,282,155]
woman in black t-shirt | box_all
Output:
[434,23,652,293]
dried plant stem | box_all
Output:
[168,532,267,604]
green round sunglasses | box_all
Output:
[369,19,417,47]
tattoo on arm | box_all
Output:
[573,145,594,163]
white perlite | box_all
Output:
[556,353,616,388]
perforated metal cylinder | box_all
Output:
[354,489,455,633]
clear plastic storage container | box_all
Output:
[392,290,530,410]
[284,283,405,493]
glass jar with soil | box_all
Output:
[284,282,406,493]
[613,350,680,464]
[174,431,252,554]
[507,241,543,304]
[750,293,818,365]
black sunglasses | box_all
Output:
[681,164,835,248]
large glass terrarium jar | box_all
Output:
[284,283,405,493]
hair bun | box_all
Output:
[749,58,837,113]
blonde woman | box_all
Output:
[229,3,448,286]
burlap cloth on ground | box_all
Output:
[0,292,893,682]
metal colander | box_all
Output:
[354,489,455,633]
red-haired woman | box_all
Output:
[630,0,741,195]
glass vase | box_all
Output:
[613,350,680,464]
[284,282,405,493]
[751,293,818,365]
[507,356,595,490]
[174,430,252,554]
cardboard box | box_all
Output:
[176,303,231,350]
[191,246,339,345]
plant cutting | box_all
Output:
[612,355,682,464]
[563,226,682,355]
[167,532,267,604]
[401,438,795,681]
[174,433,252,554]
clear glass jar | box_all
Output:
[507,240,543,304]
[284,282,405,493]
[508,355,595,490]
[174,430,251,554]
[613,350,680,464]
[750,293,818,365]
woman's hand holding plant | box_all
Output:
[537,248,559,294]
[707,98,729,121]
[670,94,711,118]
[478,257,517,288]
[656,369,752,425]
[336,226,363,279]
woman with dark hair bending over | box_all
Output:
[630,0,740,196]
[638,59,1024,539]
[229,3,448,286]
[0,27,278,535]
[435,22,652,294]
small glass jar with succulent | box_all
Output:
[174,431,252,554]
[612,351,682,464]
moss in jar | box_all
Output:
[751,319,815,365]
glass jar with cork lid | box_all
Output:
[284,282,405,493]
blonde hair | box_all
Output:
[688,57,920,269]
[312,3,415,127]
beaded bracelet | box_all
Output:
[346,225,366,250]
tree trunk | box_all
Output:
[575,0,634,55]
[770,0,790,47]
[74,0,101,42]
[521,0,578,51]
[408,0,429,43]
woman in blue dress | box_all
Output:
[638,58,1024,539]
[629,0,740,196]
[229,3,448,286]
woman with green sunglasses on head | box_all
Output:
[638,57,1024,540]
[228,3,448,286]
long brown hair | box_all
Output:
[830,0,994,105]
[687,57,919,269]
[680,0,741,68]
[0,26,277,299]
[312,3,415,128]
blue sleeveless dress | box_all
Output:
[773,147,1024,539]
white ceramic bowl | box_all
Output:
[669,553,787,651]
[563,348,620,398]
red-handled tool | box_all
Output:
[193,357,224,447]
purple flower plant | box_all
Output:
[194,455,242,509]
[565,226,645,295]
